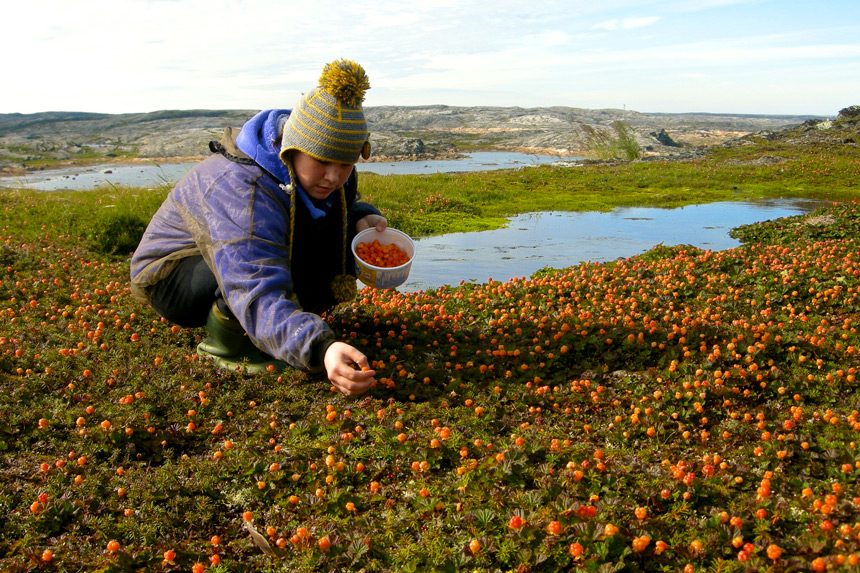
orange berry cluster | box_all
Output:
[355,239,410,268]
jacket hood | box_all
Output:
[235,109,291,184]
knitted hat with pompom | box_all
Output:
[280,59,371,165]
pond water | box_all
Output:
[0,152,571,191]
[397,199,833,292]
[360,151,567,175]
[0,157,833,295]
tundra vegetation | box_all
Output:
[1,118,859,572]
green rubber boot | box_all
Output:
[196,303,287,374]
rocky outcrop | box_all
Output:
[838,105,860,120]
[0,106,837,173]
[650,128,682,147]
[366,133,426,159]
[723,107,860,151]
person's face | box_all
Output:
[291,151,354,200]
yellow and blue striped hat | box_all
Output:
[280,59,371,165]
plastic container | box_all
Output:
[352,227,416,289]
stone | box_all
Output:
[651,128,682,147]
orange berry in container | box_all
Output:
[354,239,410,268]
[352,228,416,289]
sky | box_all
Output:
[4,0,859,117]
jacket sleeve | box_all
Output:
[195,163,336,372]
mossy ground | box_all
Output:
[1,122,859,572]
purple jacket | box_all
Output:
[130,110,379,371]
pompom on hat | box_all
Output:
[280,59,371,165]
[277,59,372,308]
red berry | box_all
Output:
[508,515,525,529]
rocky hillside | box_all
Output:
[0,105,843,175]
[364,106,822,158]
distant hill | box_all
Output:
[0,106,833,174]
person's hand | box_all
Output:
[323,341,376,396]
[357,214,387,233]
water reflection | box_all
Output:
[399,199,832,292]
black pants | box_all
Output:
[149,255,229,328]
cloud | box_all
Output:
[2,0,858,115]
[540,31,570,46]
[668,0,760,12]
[592,16,661,31]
